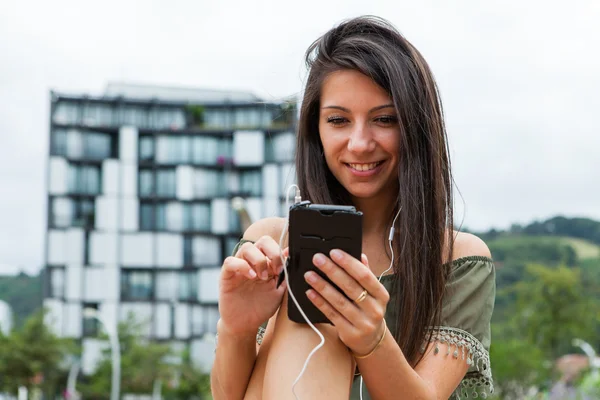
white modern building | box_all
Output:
[43,83,297,374]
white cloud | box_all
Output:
[0,0,598,272]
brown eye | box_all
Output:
[327,116,348,126]
[375,116,398,126]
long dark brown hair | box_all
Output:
[295,15,455,366]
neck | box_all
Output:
[351,192,398,237]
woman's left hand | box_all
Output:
[304,249,390,356]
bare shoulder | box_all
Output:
[451,230,492,260]
[243,217,286,242]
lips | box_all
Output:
[346,161,384,171]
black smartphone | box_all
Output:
[278,201,363,325]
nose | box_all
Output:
[347,122,376,154]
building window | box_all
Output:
[155,203,167,230]
[121,270,153,300]
[183,237,193,265]
[155,271,178,301]
[156,169,176,197]
[83,132,113,160]
[50,197,95,228]
[233,107,263,128]
[156,136,190,164]
[265,132,295,162]
[190,236,221,266]
[139,136,155,162]
[74,199,95,227]
[140,202,154,230]
[138,169,176,198]
[239,170,262,197]
[119,106,148,128]
[53,102,80,125]
[191,306,204,335]
[51,130,68,156]
[84,231,91,265]
[51,130,114,160]
[139,202,167,231]
[191,137,232,165]
[183,235,221,266]
[179,270,198,301]
[138,169,154,197]
[49,267,65,298]
[183,203,211,232]
[151,108,186,130]
[82,103,113,127]
[204,306,219,334]
[203,109,229,128]
[67,164,101,195]
[194,169,225,198]
[82,303,99,337]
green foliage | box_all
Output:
[0,309,76,396]
[490,262,600,397]
[78,313,212,399]
[577,369,600,398]
[163,349,211,400]
[186,105,205,126]
[509,264,598,358]
[489,326,552,397]
[78,313,172,398]
[0,272,42,328]
[488,235,579,266]
[522,216,600,244]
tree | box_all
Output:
[78,314,173,399]
[0,309,75,397]
[490,263,600,397]
[489,330,551,399]
[509,264,598,358]
[163,349,211,400]
[0,272,42,328]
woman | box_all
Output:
[211,16,495,400]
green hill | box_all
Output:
[0,272,43,328]
[487,235,600,262]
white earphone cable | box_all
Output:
[279,184,325,400]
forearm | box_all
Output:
[356,333,436,400]
[211,319,258,400]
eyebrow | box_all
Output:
[321,104,395,113]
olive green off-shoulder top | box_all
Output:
[230,240,496,399]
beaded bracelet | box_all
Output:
[352,319,388,359]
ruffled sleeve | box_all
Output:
[423,256,496,399]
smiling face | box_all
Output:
[318,69,401,204]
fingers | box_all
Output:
[255,236,285,276]
[312,253,368,308]
[221,256,257,281]
[329,250,390,304]
[305,288,353,332]
[305,269,363,322]
[235,236,285,281]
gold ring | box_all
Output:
[354,289,368,304]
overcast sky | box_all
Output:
[0,0,598,274]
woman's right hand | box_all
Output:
[218,236,287,337]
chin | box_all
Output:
[344,184,384,200]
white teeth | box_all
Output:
[348,162,381,171]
